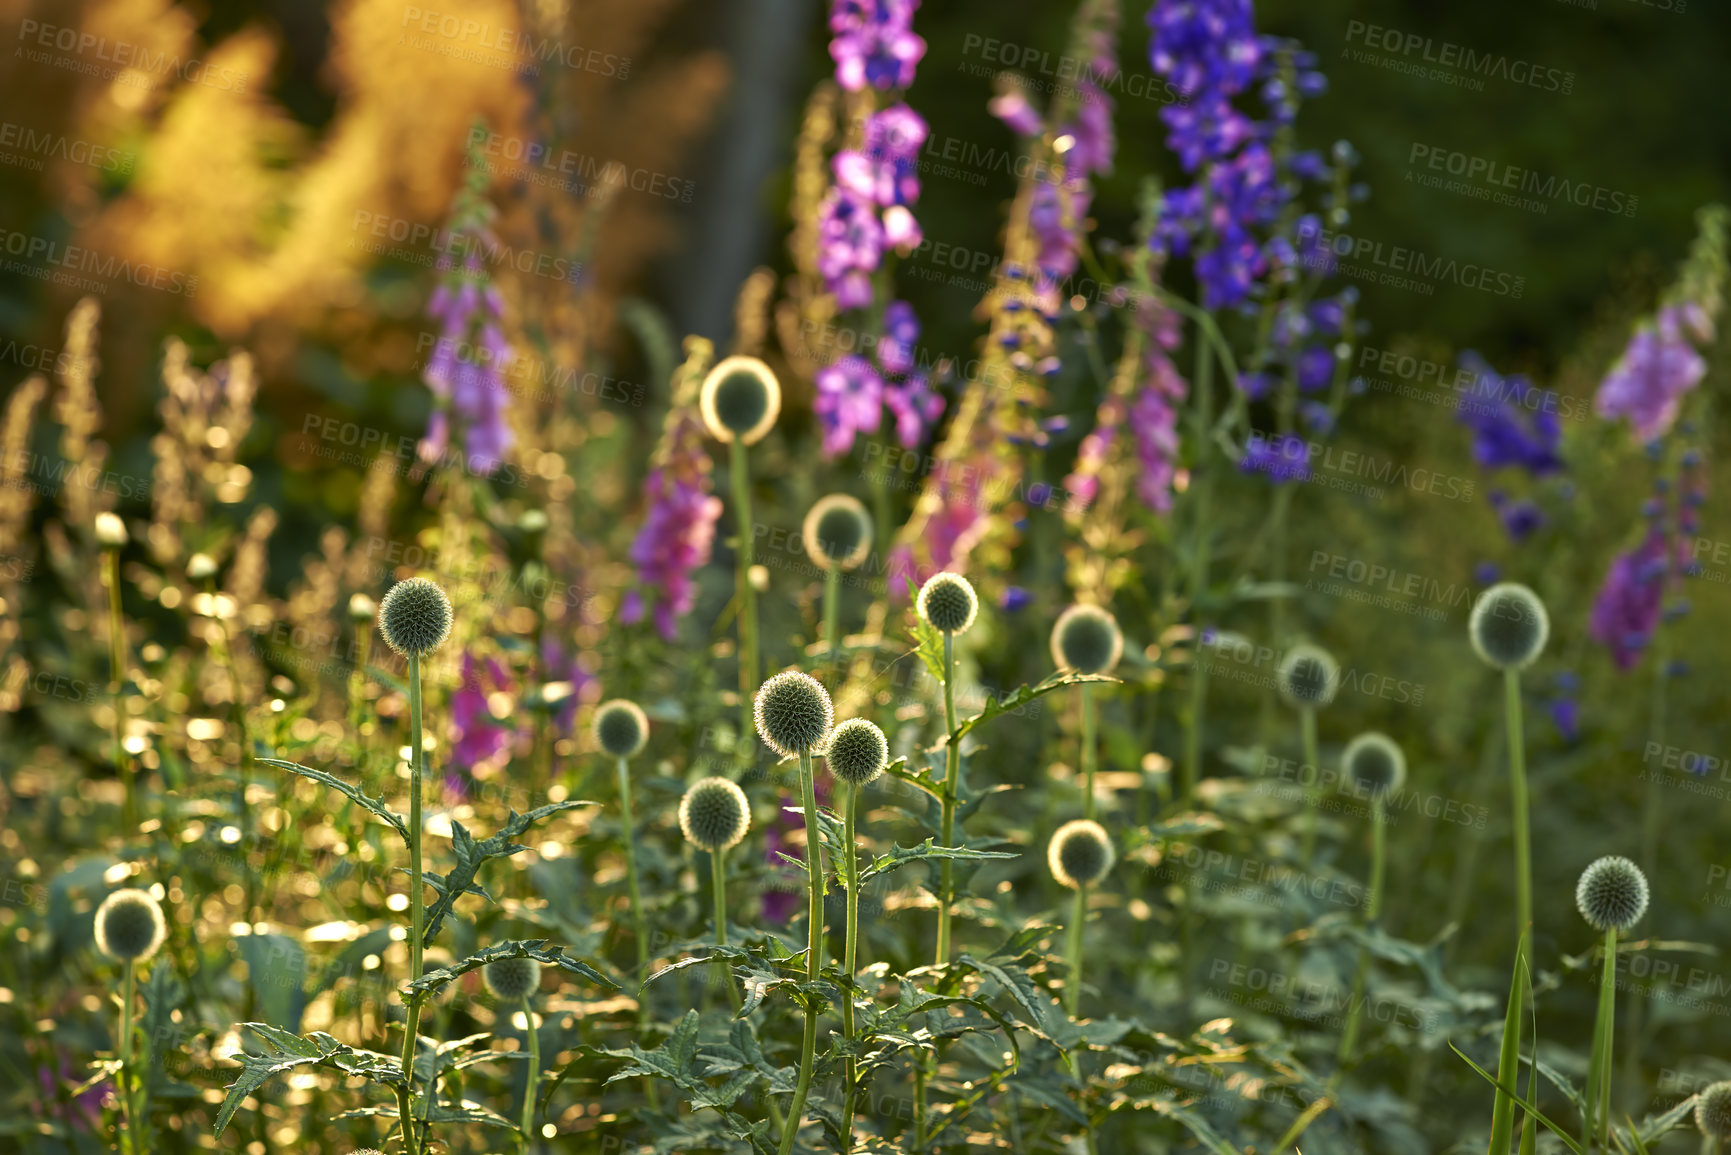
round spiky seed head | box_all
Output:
[825,718,888,785]
[917,572,978,635]
[482,955,541,1001]
[1342,732,1406,797]
[377,577,453,657]
[1469,582,1549,670]
[1575,855,1648,933]
[803,495,873,572]
[1050,605,1123,675]
[1277,644,1339,709]
[754,670,834,757]
[351,1149,387,1155]
[95,512,127,548]
[699,355,781,445]
[187,553,217,580]
[1048,820,1115,890]
[593,699,649,759]
[348,593,377,623]
[680,776,751,852]
[94,888,166,962]
[1696,1081,1731,1139]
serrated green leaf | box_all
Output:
[857,838,1016,885]
[420,800,597,947]
[406,938,616,997]
[948,671,1118,748]
[955,953,1048,1028]
[215,1025,402,1136]
[256,757,409,843]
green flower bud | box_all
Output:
[699,356,781,445]
[825,717,888,785]
[1469,582,1549,670]
[803,494,873,572]
[1342,732,1406,797]
[377,577,453,658]
[753,670,834,757]
[917,572,978,635]
[679,776,751,852]
[1051,604,1123,675]
[1575,855,1648,933]
[482,955,541,1001]
[94,887,166,962]
[593,699,649,759]
[1048,819,1114,890]
[1277,643,1339,709]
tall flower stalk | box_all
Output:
[95,888,166,1155]
[755,670,835,1155]
[96,513,132,830]
[700,357,782,757]
[1277,644,1338,867]
[377,577,454,1150]
[679,775,751,1007]
[1335,733,1403,1070]
[1051,605,1123,818]
[1576,856,1649,1150]
[918,572,979,964]
[594,698,654,1094]
[825,718,889,1153]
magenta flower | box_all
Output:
[623,410,723,640]
[815,355,885,455]
[817,188,885,310]
[989,88,1043,136]
[450,652,516,770]
[878,300,920,374]
[1594,304,1709,442]
[885,375,944,447]
[829,0,925,91]
[422,256,515,474]
[1589,532,1677,670]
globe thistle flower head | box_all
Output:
[1696,1081,1731,1139]
[803,494,873,572]
[1469,582,1550,670]
[348,593,377,623]
[1277,643,1339,709]
[679,776,751,851]
[482,955,541,1001]
[825,717,888,785]
[1575,855,1648,933]
[94,887,166,962]
[1050,604,1123,675]
[377,577,453,657]
[95,511,127,548]
[593,699,649,759]
[753,669,834,757]
[1048,819,1115,890]
[699,355,781,445]
[1342,732,1406,797]
[917,571,978,635]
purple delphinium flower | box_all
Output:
[879,300,920,374]
[1239,431,1309,483]
[1594,304,1710,442]
[421,253,514,474]
[884,374,944,447]
[623,408,724,640]
[1589,532,1675,670]
[817,188,884,311]
[829,0,925,91]
[1489,490,1546,542]
[1455,353,1564,476]
[815,355,885,455]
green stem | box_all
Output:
[1585,927,1618,1151]
[780,748,824,1155]
[842,783,861,1154]
[713,846,741,1010]
[823,566,842,681]
[912,1066,926,1153]
[936,630,960,965]
[106,548,134,831]
[616,755,658,1109]
[1299,707,1320,869]
[1080,684,1097,821]
[119,959,134,1155]
[1336,800,1386,1070]
[1182,331,1216,804]
[520,996,540,1152]
[400,655,426,1153]
[731,439,759,759]
[1505,669,1532,943]
[1065,883,1087,1016]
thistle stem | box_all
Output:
[520,996,540,1153]
[1299,706,1321,868]
[780,748,824,1155]
[105,547,134,832]
[731,439,759,759]
[1585,927,1619,1151]
[1065,883,1087,1016]
[936,630,960,965]
[119,959,135,1155]
[1181,325,1216,804]
[616,754,658,1108]
[823,566,842,681]
[713,846,742,1010]
[1336,799,1386,1070]
[1080,684,1097,820]
[399,654,427,1153]
[1505,668,1532,943]
[842,782,861,1154]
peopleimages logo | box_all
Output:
[1304,226,1525,299]
[1407,144,1637,218]
[1342,21,1575,95]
